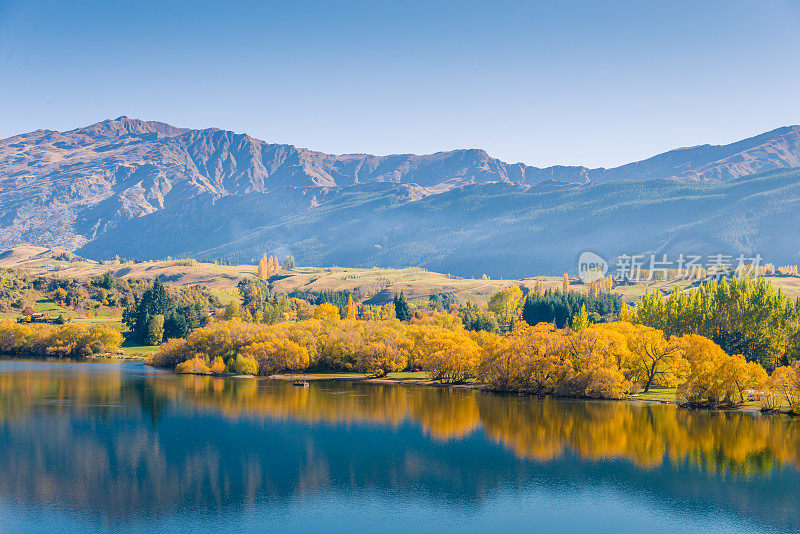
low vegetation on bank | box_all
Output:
[144,307,800,412]
[0,319,123,357]
[7,260,800,413]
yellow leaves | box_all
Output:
[227,354,259,375]
[571,304,589,332]
[346,295,357,320]
[243,338,309,376]
[0,320,123,358]
[420,329,482,383]
[585,367,629,400]
[487,286,523,326]
[210,356,226,375]
[176,355,211,375]
[257,253,281,280]
[313,303,340,322]
[478,322,631,398]
[676,335,767,408]
[766,363,800,413]
[613,324,689,392]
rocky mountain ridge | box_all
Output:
[1,117,800,274]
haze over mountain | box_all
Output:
[1,117,800,276]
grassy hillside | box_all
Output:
[4,245,800,307]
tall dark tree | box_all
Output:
[394,292,411,322]
[522,289,621,329]
[123,277,206,343]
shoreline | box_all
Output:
[262,372,792,415]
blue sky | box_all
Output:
[0,0,799,167]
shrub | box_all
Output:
[175,355,211,375]
[227,354,259,375]
[766,363,800,413]
[210,356,226,375]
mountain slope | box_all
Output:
[588,125,800,182]
[1,117,800,275]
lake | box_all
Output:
[0,359,797,533]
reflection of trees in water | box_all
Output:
[0,365,799,530]
[156,375,800,475]
[477,396,800,476]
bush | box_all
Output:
[227,354,259,375]
[175,355,211,375]
[676,336,767,408]
[766,363,800,413]
[210,356,226,375]
[0,319,123,358]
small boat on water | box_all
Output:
[293,380,310,387]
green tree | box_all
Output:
[571,304,589,332]
[102,271,115,290]
[488,286,523,326]
[146,314,165,345]
[635,277,796,370]
[284,256,295,270]
[393,292,411,322]
[237,277,264,310]
[459,301,500,334]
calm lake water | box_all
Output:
[0,359,798,533]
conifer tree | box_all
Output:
[393,292,411,321]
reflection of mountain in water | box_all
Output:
[0,361,798,531]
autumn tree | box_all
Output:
[146,314,165,345]
[677,334,767,407]
[767,363,800,413]
[608,323,689,392]
[257,253,269,280]
[346,295,358,320]
[487,286,523,327]
[571,304,589,332]
[314,302,341,322]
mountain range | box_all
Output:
[2,116,800,276]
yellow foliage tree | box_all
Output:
[210,356,226,375]
[487,286,523,327]
[346,295,358,320]
[314,303,341,322]
[606,323,689,392]
[767,363,800,413]
[243,338,310,375]
[176,355,211,375]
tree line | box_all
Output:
[0,320,123,358]
[145,310,797,410]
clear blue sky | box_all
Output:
[1,0,799,168]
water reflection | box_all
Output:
[0,359,798,532]
[156,372,800,476]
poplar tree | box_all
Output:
[346,295,358,320]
